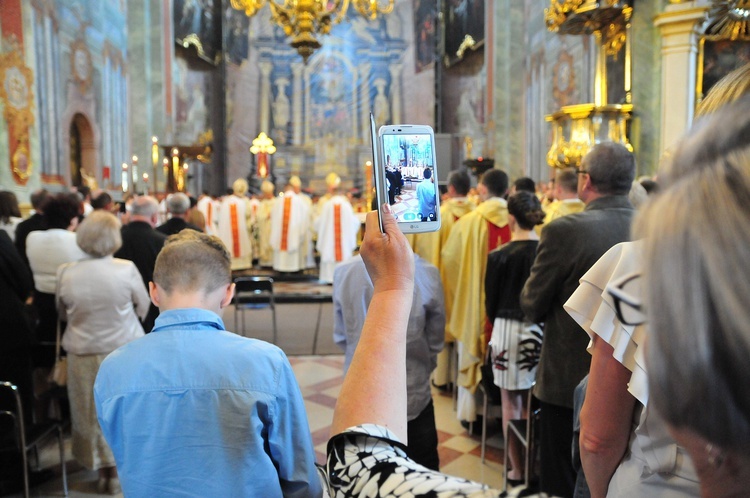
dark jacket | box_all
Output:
[114,221,167,332]
[14,212,47,267]
[155,217,202,237]
[520,195,634,408]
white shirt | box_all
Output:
[26,229,87,294]
[57,256,148,355]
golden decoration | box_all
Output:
[179,34,222,64]
[0,46,35,134]
[0,43,35,183]
[70,39,93,94]
[545,103,633,168]
[456,35,477,59]
[229,0,394,62]
[601,6,632,56]
[12,139,31,181]
[545,0,585,32]
[703,0,750,41]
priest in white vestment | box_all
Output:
[270,183,310,272]
[217,178,253,270]
[196,192,218,236]
[315,179,360,284]
[289,175,316,269]
[257,181,275,267]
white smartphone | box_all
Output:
[370,114,441,234]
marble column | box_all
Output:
[351,66,359,141]
[259,61,273,133]
[304,71,311,143]
[358,62,371,143]
[102,52,112,173]
[291,62,304,145]
[653,2,709,154]
[389,64,403,124]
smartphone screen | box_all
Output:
[370,115,441,233]
[381,132,439,226]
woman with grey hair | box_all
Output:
[564,64,750,498]
[56,210,149,494]
[633,95,750,496]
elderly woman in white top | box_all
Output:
[57,210,149,494]
[26,193,87,367]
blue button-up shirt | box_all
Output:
[94,308,322,497]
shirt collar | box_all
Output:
[151,308,226,333]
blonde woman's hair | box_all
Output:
[696,63,750,117]
[76,210,122,257]
[634,95,750,454]
[153,230,231,295]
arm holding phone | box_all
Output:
[326,206,501,497]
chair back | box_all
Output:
[233,276,275,307]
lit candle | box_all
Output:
[142,173,149,195]
[121,162,129,193]
[132,155,139,191]
[172,148,180,192]
[151,136,159,193]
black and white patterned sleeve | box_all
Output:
[325,424,501,498]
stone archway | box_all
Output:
[68,113,97,188]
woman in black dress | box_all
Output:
[485,190,545,484]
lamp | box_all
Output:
[230,0,394,62]
[250,132,276,178]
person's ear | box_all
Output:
[149,282,161,307]
[219,283,235,309]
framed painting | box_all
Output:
[174,0,222,65]
[697,39,750,103]
[443,0,485,67]
[414,0,437,73]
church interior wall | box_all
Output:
[0,1,739,200]
[0,0,130,200]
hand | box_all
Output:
[360,205,414,294]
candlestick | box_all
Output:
[172,148,180,192]
[121,163,129,193]
[151,136,159,194]
[132,155,139,192]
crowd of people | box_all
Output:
[0,62,748,497]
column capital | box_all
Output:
[259,61,273,76]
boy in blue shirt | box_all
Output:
[95,230,322,497]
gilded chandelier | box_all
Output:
[230,0,394,62]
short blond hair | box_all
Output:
[76,211,122,257]
[696,63,750,117]
[153,230,231,294]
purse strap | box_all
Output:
[54,262,72,361]
[54,319,63,362]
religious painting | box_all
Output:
[697,39,750,103]
[225,5,250,65]
[413,0,437,73]
[173,0,221,65]
[444,0,485,67]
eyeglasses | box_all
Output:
[606,272,646,326]
[577,169,589,175]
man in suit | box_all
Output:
[521,142,636,497]
[115,196,167,332]
[156,193,202,236]
[15,189,49,267]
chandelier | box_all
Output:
[230,0,394,62]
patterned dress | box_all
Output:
[326,424,552,497]
[485,240,542,390]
